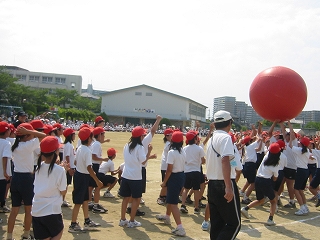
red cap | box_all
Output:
[107,148,116,156]
[229,132,236,143]
[0,122,10,133]
[93,127,105,136]
[78,127,92,141]
[186,130,198,141]
[63,128,75,137]
[95,116,104,123]
[40,136,60,153]
[241,136,252,144]
[30,119,45,130]
[80,124,90,129]
[262,131,268,136]
[277,140,285,149]
[269,143,281,154]
[300,137,310,147]
[16,123,34,136]
[8,124,15,133]
[52,123,63,129]
[132,126,146,138]
[43,125,56,135]
[171,131,184,143]
[164,129,174,135]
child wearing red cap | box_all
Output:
[7,123,46,240]
[32,136,67,240]
[241,142,282,226]
[156,131,186,236]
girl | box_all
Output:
[6,123,46,240]
[156,131,186,236]
[241,142,282,225]
[32,136,67,240]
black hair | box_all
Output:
[214,119,233,129]
[278,134,284,140]
[0,131,6,136]
[169,141,183,153]
[64,133,75,144]
[264,152,281,167]
[11,135,26,152]
[36,151,58,176]
[301,145,308,154]
[94,120,104,128]
[128,136,142,153]
[163,136,167,143]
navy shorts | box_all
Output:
[166,172,185,204]
[308,163,317,178]
[273,170,284,192]
[89,163,100,187]
[32,214,63,239]
[184,171,202,190]
[119,178,142,198]
[97,173,117,186]
[255,177,275,201]
[10,172,34,207]
[243,162,256,184]
[0,179,7,205]
[294,168,309,190]
[72,171,90,204]
[142,167,146,193]
[256,152,265,170]
[310,168,320,189]
[283,167,296,180]
[161,170,166,181]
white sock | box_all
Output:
[289,199,295,204]
[177,224,183,229]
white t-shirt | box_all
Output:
[33,148,40,166]
[183,144,205,173]
[278,152,288,170]
[283,140,298,170]
[206,130,235,180]
[231,144,243,179]
[256,155,279,179]
[142,132,153,167]
[63,142,76,168]
[91,140,102,164]
[55,136,64,153]
[13,138,40,173]
[292,146,311,169]
[244,141,259,163]
[122,143,146,180]
[311,149,320,168]
[166,149,186,173]
[32,163,67,217]
[75,145,92,174]
[98,159,115,174]
[161,141,170,171]
[0,139,12,180]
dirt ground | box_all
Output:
[1,131,319,240]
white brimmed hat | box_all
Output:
[213,110,233,123]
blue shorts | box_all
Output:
[97,173,117,186]
[72,171,90,204]
[310,168,320,189]
[10,172,34,207]
[166,172,185,204]
[283,167,296,180]
[255,177,275,201]
[308,163,317,178]
[243,162,256,184]
[184,171,202,190]
[119,178,142,198]
[32,214,63,239]
[89,163,100,187]
[273,170,284,192]
[294,168,309,190]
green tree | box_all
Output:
[305,122,320,131]
[160,118,171,127]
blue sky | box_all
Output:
[1,0,319,117]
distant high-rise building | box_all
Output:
[213,96,236,117]
[296,110,320,124]
[235,101,248,125]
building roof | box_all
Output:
[101,84,207,108]
[80,92,100,99]
[4,66,29,71]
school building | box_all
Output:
[101,84,207,128]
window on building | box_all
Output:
[29,76,40,82]
[55,77,66,84]
[135,92,142,96]
[146,92,152,96]
[42,76,53,83]
[16,75,26,81]
[71,82,75,88]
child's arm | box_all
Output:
[2,157,10,180]
[17,127,46,140]
[203,122,214,146]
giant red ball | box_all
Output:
[249,66,307,121]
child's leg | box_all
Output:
[170,204,182,226]
[130,197,140,222]
[82,201,89,219]
[204,204,210,221]
[108,179,118,191]
[93,187,101,204]
[23,205,32,231]
[121,197,130,220]
[7,206,20,234]
[71,204,81,222]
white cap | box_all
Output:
[213,110,233,123]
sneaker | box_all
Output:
[157,197,165,205]
[239,190,245,197]
[84,219,101,230]
[21,235,35,239]
[88,202,94,210]
[241,198,252,205]
[180,205,188,213]
[119,219,129,227]
[155,214,171,224]
[103,191,115,198]
[140,198,145,205]
[61,200,71,207]
[0,205,11,213]
[199,202,206,208]
[315,199,320,207]
[284,202,296,208]
[295,208,307,216]
[178,196,182,203]
[92,204,108,213]
[280,192,285,198]
[201,220,210,231]
[126,207,145,216]
[186,196,193,204]
[277,198,282,206]
[68,222,84,233]
[171,227,186,236]
[303,205,309,213]
[127,220,142,228]
[266,219,276,226]
[194,208,200,214]
[241,207,249,219]
[308,195,317,201]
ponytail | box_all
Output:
[36,151,58,176]
[301,145,308,154]
[11,136,22,152]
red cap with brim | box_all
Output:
[78,127,92,141]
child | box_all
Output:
[69,127,103,232]
[156,131,186,236]
[32,136,67,239]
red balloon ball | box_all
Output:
[249,66,307,121]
